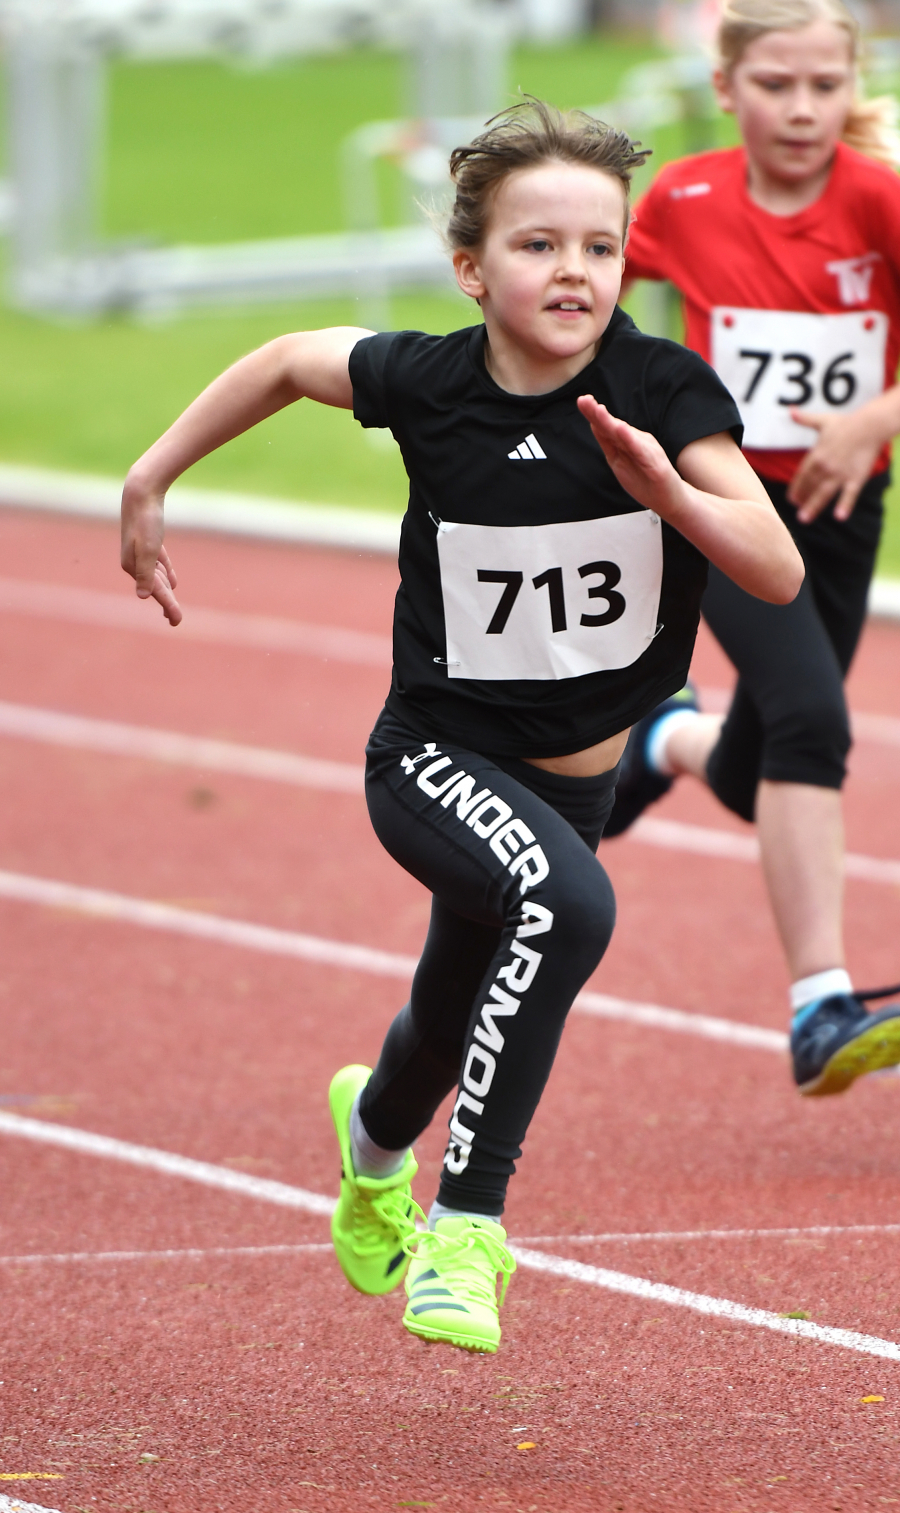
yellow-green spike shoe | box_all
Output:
[403,1215,516,1352]
[329,1064,420,1295]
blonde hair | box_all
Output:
[717,0,900,166]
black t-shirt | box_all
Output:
[350,306,742,758]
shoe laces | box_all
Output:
[857,980,900,1004]
[406,1222,517,1308]
[349,1182,425,1257]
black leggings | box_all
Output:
[704,471,886,822]
[358,709,618,1217]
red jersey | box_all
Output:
[625,142,900,482]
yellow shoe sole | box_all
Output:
[402,1311,499,1353]
[801,1016,900,1096]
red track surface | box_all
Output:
[2,508,900,1512]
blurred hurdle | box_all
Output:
[0,0,737,325]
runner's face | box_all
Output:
[716,22,855,188]
[455,162,626,370]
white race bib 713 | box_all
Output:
[711,307,887,450]
[435,513,663,681]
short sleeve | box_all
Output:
[349,330,400,430]
[645,341,743,461]
[625,175,674,283]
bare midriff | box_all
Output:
[523,726,630,778]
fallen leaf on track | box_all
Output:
[516,1442,537,1451]
[861,1395,885,1403]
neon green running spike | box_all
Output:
[403,1215,516,1353]
[329,1064,421,1296]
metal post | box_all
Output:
[6,21,105,312]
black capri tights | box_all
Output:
[703,471,886,823]
[358,710,618,1217]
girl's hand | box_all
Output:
[121,480,182,626]
[578,405,802,604]
[786,407,888,524]
[577,396,683,518]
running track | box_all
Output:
[2,507,900,1513]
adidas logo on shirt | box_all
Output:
[508,433,547,461]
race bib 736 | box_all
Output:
[435,513,663,681]
[711,307,887,450]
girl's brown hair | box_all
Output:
[717,0,900,166]
[446,99,650,250]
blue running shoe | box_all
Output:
[602,683,699,840]
[791,982,900,1096]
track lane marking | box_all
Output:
[0,577,391,665]
[1,579,898,752]
[701,682,900,748]
[0,1496,65,1513]
[574,991,786,1050]
[0,703,897,885]
[508,1246,900,1361]
[0,868,419,979]
[4,1223,900,1263]
[0,1243,332,1265]
[2,1112,898,1362]
[630,816,900,887]
[512,1223,900,1243]
[0,1111,335,1216]
[0,700,362,792]
[0,867,786,1050]
[0,1497,65,1513]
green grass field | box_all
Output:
[1,34,898,571]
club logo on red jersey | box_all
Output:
[826,253,881,305]
[669,182,711,199]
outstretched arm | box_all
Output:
[121,325,372,625]
[577,397,803,604]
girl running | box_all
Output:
[615,0,900,1098]
[121,102,801,1353]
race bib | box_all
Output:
[711,307,887,450]
[435,513,663,681]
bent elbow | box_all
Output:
[765,551,805,605]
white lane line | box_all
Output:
[1,702,898,888]
[0,869,419,980]
[2,1112,898,1363]
[0,701,363,792]
[630,816,900,888]
[0,867,785,1052]
[0,1243,332,1265]
[0,577,391,666]
[0,576,895,746]
[701,683,900,748]
[512,1223,900,1244]
[575,990,786,1051]
[0,1111,335,1217]
[509,1245,900,1361]
[7,1226,900,1260]
[853,710,900,748]
[0,1496,65,1513]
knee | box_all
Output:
[523,856,616,974]
[765,688,851,787]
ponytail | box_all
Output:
[841,95,900,167]
[717,0,900,168]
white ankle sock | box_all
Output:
[428,1199,503,1231]
[646,709,700,776]
[349,1097,409,1179]
[790,968,853,1016]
